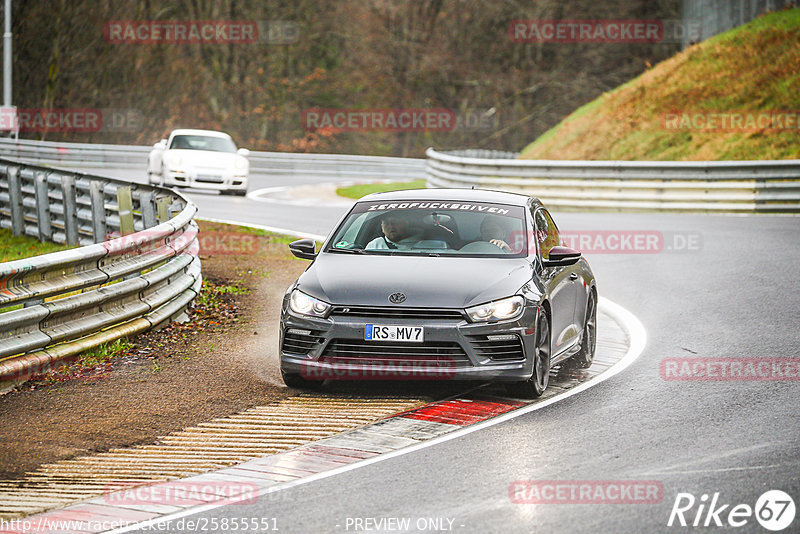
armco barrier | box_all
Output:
[0,158,201,390]
[0,137,426,180]
[425,148,800,213]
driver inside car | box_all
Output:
[366,213,424,250]
[479,215,512,252]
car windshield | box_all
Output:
[169,135,237,153]
[326,200,528,257]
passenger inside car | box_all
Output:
[365,213,425,249]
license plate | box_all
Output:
[364,324,424,343]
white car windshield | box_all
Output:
[169,135,237,153]
[327,200,528,257]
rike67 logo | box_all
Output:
[668,490,796,531]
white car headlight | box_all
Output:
[289,289,331,318]
[167,153,182,167]
[234,156,248,170]
[466,296,525,323]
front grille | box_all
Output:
[330,306,465,321]
[196,174,224,183]
[320,339,471,367]
[281,328,325,355]
[467,334,525,361]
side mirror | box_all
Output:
[289,238,317,260]
[543,245,581,267]
[237,148,250,157]
[153,140,166,149]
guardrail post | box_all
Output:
[34,171,52,242]
[156,197,170,223]
[61,174,79,245]
[89,179,107,243]
[139,190,157,228]
[7,165,23,236]
[117,186,134,236]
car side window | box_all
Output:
[534,208,560,260]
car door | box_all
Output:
[533,208,580,355]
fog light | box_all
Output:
[287,329,311,336]
[487,334,517,341]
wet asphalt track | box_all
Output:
[94,165,800,533]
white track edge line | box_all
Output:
[107,295,646,533]
[195,216,327,242]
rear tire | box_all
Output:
[564,291,596,370]
[506,311,551,398]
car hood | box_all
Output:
[166,149,241,169]
[296,253,533,309]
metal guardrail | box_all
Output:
[681,0,795,49]
[426,148,800,213]
[0,137,426,180]
[0,158,201,388]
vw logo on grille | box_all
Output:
[388,292,406,304]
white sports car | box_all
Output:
[147,129,250,195]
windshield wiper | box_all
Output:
[330,248,366,254]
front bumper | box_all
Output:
[279,304,540,382]
[163,169,248,192]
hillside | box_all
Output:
[520,8,800,161]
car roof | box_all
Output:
[169,129,232,138]
[358,188,542,208]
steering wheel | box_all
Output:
[458,241,504,253]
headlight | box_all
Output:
[234,156,248,170]
[168,153,182,166]
[466,296,525,323]
[289,289,331,318]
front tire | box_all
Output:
[507,310,551,398]
[281,369,323,390]
[564,291,596,370]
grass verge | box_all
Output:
[336,179,426,199]
[0,229,73,263]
